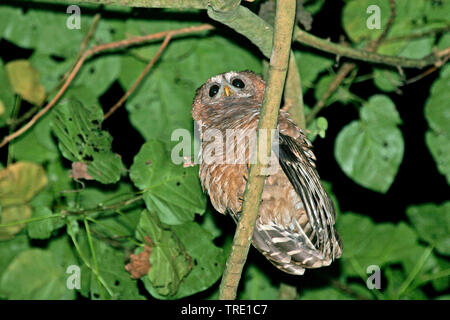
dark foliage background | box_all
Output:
[0,0,448,300]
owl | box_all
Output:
[192,70,342,275]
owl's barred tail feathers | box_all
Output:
[252,219,342,275]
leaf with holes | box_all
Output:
[335,95,404,193]
[76,230,144,300]
[51,99,125,184]
[130,140,206,225]
[136,210,191,298]
[137,210,225,299]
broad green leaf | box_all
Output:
[406,202,450,256]
[238,264,278,300]
[51,99,125,184]
[137,210,191,297]
[12,111,59,164]
[337,212,419,277]
[137,210,225,299]
[0,162,47,207]
[169,221,225,299]
[335,95,404,193]
[0,249,76,299]
[130,140,206,225]
[342,0,440,58]
[425,64,450,184]
[0,235,30,276]
[373,68,403,92]
[5,60,46,106]
[26,207,55,240]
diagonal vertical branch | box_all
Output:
[218,0,297,300]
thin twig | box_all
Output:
[306,62,355,125]
[0,24,214,149]
[104,35,172,119]
[218,0,296,300]
[9,14,102,130]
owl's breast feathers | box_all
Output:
[196,105,342,275]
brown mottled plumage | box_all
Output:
[192,71,342,275]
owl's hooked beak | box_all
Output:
[223,85,232,97]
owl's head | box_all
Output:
[192,70,265,121]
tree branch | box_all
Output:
[306,0,397,125]
[0,24,213,148]
[218,0,296,300]
[104,34,172,119]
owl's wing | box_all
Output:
[277,133,341,260]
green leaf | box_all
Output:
[335,95,404,193]
[130,140,206,225]
[0,235,30,276]
[314,74,354,105]
[26,207,54,240]
[0,205,32,240]
[373,68,403,92]
[0,162,47,207]
[169,221,225,299]
[137,210,191,297]
[79,234,144,300]
[51,99,125,184]
[138,210,225,299]
[425,64,450,184]
[12,111,59,164]
[342,0,439,58]
[0,249,76,299]
[385,267,427,300]
[238,264,278,300]
[5,60,46,106]
[406,202,450,256]
[337,212,419,277]
[295,50,333,92]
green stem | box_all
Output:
[0,213,62,228]
[67,221,114,297]
[83,218,105,299]
[395,247,433,299]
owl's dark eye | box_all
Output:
[232,78,245,89]
[209,84,220,97]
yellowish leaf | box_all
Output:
[0,162,47,207]
[0,204,32,240]
[5,60,46,106]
